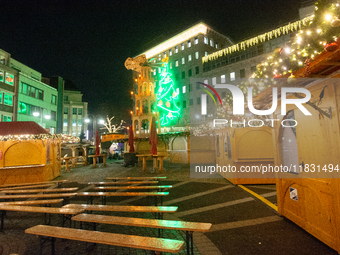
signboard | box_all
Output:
[289,187,298,201]
[101,134,126,142]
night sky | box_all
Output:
[0,0,302,121]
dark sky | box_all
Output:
[0,0,302,121]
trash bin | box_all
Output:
[123,153,138,167]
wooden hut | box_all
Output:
[214,126,275,184]
[0,121,62,185]
[255,48,340,253]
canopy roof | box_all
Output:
[0,121,49,136]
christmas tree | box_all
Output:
[156,61,180,126]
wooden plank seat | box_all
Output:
[76,192,169,206]
[93,185,172,191]
[0,199,64,206]
[106,177,167,181]
[0,180,68,188]
[88,181,159,185]
[0,184,55,191]
[0,193,77,206]
[0,204,85,231]
[25,224,184,255]
[72,213,212,255]
[0,187,79,194]
[62,204,178,219]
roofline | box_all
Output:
[134,21,233,59]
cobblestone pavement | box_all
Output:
[0,159,338,255]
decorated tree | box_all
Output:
[254,0,340,79]
[100,115,125,133]
[156,62,180,126]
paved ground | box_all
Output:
[0,159,338,255]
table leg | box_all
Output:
[65,161,70,172]
[142,157,147,171]
[159,157,164,172]
[92,157,97,168]
[153,157,158,171]
[102,156,106,167]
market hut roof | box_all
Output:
[0,121,50,136]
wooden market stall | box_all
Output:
[254,48,340,253]
[214,126,275,184]
[0,121,62,185]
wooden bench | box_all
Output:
[72,214,212,255]
[0,199,64,206]
[0,204,85,230]
[62,204,178,219]
[106,177,167,181]
[88,181,159,185]
[93,185,172,191]
[0,183,55,191]
[76,191,169,206]
[0,180,68,188]
[0,193,77,205]
[88,154,107,168]
[0,187,78,194]
[25,224,184,255]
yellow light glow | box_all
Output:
[325,14,332,22]
[140,23,208,59]
[306,31,311,35]
[317,29,322,33]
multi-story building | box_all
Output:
[62,87,88,137]
[0,49,18,122]
[10,59,58,133]
[134,22,234,128]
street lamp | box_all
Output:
[33,108,50,128]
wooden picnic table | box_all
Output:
[136,154,151,171]
[25,225,184,255]
[88,154,107,168]
[76,191,169,205]
[62,157,74,172]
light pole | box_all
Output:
[33,107,51,129]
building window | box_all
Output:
[197,97,201,105]
[215,43,218,49]
[51,111,57,121]
[64,95,68,101]
[0,70,3,83]
[78,108,82,115]
[38,90,44,100]
[240,69,246,78]
[190,99,193,105]
[221,75,226,83]
[64,107,68,114]
[204,37,208,44]
[230,72,235,81]
[73,108,77,115]
[210,39,214,47]
[3,93,13,106]
[194,37,198,44]
[175,46,178,53]
[175,60,179,67]
[5,73,14,85]
[195,66,199,74]
[18,101,30,115]
[0,55,5,65]
[196,83,200,90]
[169,62,172,69]
[169,49,172,56]
[187,40,191,48]
[176,88,179,95]
[188,54,192,62]
[0,92,2,103]
[51,95,57,105]
[182,71,185,79]
[212,77,216,85]
[183,100,187,108]
[163,52,167,58]
[204,79,208,85]
[175,73,179,81]
[182,85,186,93]
[189,84,192,92]
[205,51,208,56]
[181,43,184,50]
[188,69,192,77]
[3,115,11,122]
[195,51,199,59]
[158,54,161,61]
[78,119,82,127]
[181,57,185,65]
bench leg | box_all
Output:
[185,231,194,255]
[0,210,5,231]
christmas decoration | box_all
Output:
[156,61,180,126]
[325,41,339,52]
[331,17,340,27]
